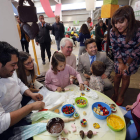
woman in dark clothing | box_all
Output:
[95,19,106,51]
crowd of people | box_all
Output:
[0,5,140,140]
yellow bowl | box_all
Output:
[107,114,125,132]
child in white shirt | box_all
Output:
[89,61,105,93]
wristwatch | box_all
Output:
[126,63,130,67]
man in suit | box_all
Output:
[77,38,113,90]
[35,15,52,65]
[52,16,65,51]
[15,16,30,53]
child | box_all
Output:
[121,92,140,140]
[45,52,84,92]
[89,61,105,93]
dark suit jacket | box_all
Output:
[35,23,52,43]
[52,22,65,40]
[95,26,106,42]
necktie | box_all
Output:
[42,23,43,27]
[90,55,95,66]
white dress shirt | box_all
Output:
[0,72,28,134]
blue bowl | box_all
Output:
[61,104,75,117]
[92,102,111,120]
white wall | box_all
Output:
[0,0,21,51]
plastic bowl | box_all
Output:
[75,97,88,108]
[61,104,75,117]
[46,117,64,137]
[107,114,125,132]
[92,102,111,120]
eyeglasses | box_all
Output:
[24,59,34,66]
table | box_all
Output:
[34,85,126,140]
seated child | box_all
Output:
[101,34,109,52]
[121,92,140,140]
[89,61,105,93]
[45,52,84,92]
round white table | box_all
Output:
[33,85,126,140]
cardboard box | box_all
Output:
[101,4,119,18]
[103,0,118,5]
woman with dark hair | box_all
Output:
[110,6,140,106]
[95,19,106,51]
[16,52,43,93]
[77,24,91,58]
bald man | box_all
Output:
[52,16,65,50]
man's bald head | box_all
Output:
[55,15,60,23]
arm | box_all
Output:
[45,71,58,91]
[103,54,114,76]
[71,54,76,69]
[77,56,86,82]
[52,24,55,36]
[76,33,82,42]
[45,24,53,30]
[0,101,44,134]
[62,23,65,34]
[95,27,103,41]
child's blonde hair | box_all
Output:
[91,61,106,76]
[51,52,66,74]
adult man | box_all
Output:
[77,38,113,90]
[50,38,76,69]
[35,15,52,64]
[0,42,45,140]
[85,17,95,32]
[16,16,30,53]
[52,16,65,51]
[60,38,76,69]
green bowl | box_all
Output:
[75,97,88,108]
[107,115,125,132]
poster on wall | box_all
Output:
[73,21,79,26]
[134,1,140,20]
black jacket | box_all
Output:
[95,26,106,42]
[52,22,65,40]
[35,23,52,43]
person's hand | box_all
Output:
[122,64,129,75]
[80,84,85,91]
[118,63,125,75]
[126,105,133,111]
[31,93,43,101]
[101,74,107,79]
[84,74,90,79]
[36,42,39,46]
[84,81,89,87]
[42,20,45,24]
[57,87,62,92]
[31,101,45,110]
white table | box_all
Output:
[34,85,126,140]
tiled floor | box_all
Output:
[29,41,140,89]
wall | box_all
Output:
[0,0,21,51]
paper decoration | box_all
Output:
[54,4,62,16]
[85,0,96,11]
[103,0,118,5]
[101,4,119,18]
[40,0,62,17]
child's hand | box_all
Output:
[57,87,62,92]
[84,74,90,79]
[126,105,133,111]
[79,84,85,91]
